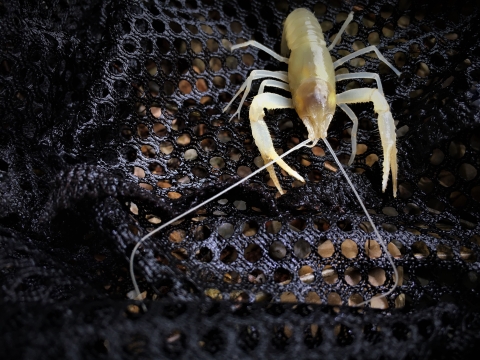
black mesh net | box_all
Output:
[2,0,480,358]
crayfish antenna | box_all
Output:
[324,138,399,307]
[129,139,312,310]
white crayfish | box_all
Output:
[224,8,400,196]
[130,8,401,308]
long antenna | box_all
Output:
[129,139,312,309]
[129,137,398,310]
[323,139,398,307]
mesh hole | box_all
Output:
[177,134,191,145]
[368,268,386,286]
[398,15,410,29]
[185,24,198,35]
[388,241,404,258]
[220,246,238,264]
[209,57,222,71]
[305,292,322,304]
[218,223,234,239]
[245,244,262,263]
[289,219,306,232]
[230,21,242,33]
[192,166,207,178]
[255,291,271,302]
[382,23,394,38]
[345,267,361,286]
[184,149,198,161]
[273,268,292,285]
[224,271,241,284]
[201,24,213,35]
[157,180,171,188]
[204,288,222,300]
[213,76,225,88]
[299,266,315,284]
[207,39,219,52]
[328,293,342,307]
[196,247,213,263]
[365,240,382,259]
[341,239,358,258]
[450,191,467,208]
[171,248,188,260]
[266,220,282,234]
[209,157,225,169]
[436,244,453,260]
[248,269,266,284]
[242,221,258,236]
[276,0,289,13]
[226,56,238,69]
[449,140,466,158]
[412,241,430,259]
[320,21,333,32]
[294,239,311,259]
[337,219,352,231]
[322,265,338,284]
[269,241,287,260]
[314,218,330,231]
[141,145,156,158]
[404,203,422,215]
[133,167,145,178]
[348,294,364,306]
[438,170,455,187]
[217,130,232,143]
[150,106,162,118]
[145,59,157,75]
[196,78,208,92]
[193,225,211,241]
[459,163,477,181]
[460,247,476,263]
[167,191,181,199]
[472,186,480,202]
[370,295,388,309]
[148,163,165,175]
[140,183,153,191]
[308,169,322,182]
[242,53,255,66]
[200,138,216,152]
[368,32,380,46]
[157,38,171,54]
[191,39,202,53]
[418,177,434,193]
[318,240,335,258]
[280,292,297,303]
[192,58,205,73]
[463,271,479,289]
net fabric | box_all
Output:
[1,0,480,358]
[4,301,480,359]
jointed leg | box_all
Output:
[223,70,288,120]
[258,79,291,95]
[336,73,387,163]
[337,103,359,165]
[231,40,290,64]
[333,45,401,76]
[336,72,384,94]
[328,12,354,51]
[337,88,398,197]
[249,92,304,194]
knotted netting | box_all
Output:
[1,0,480,358]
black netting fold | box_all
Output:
[4,300,480,359]
[1,0,480,358]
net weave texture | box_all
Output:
[1,0,480,358]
